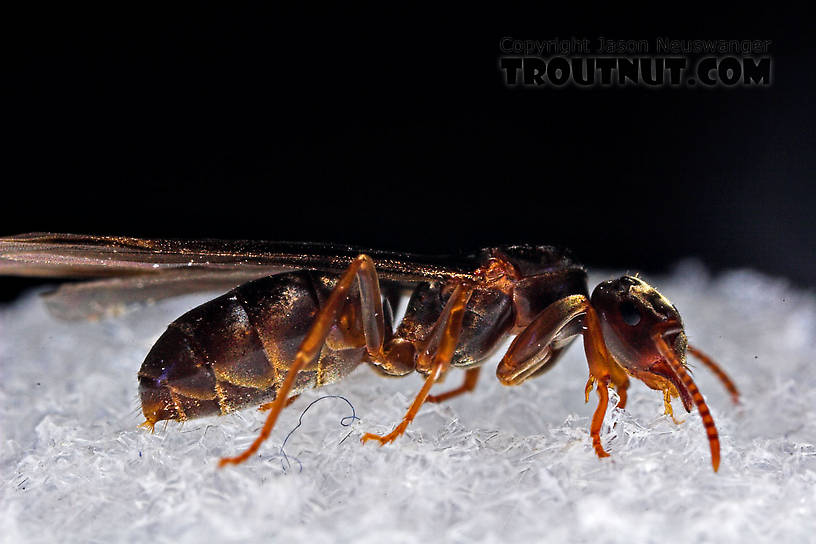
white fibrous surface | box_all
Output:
[1,262,815,543]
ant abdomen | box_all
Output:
[138,272,364,427]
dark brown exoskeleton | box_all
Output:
[0,234,739,470]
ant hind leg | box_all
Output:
[258,395,301,412]
[219,255,393,467]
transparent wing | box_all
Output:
[1,233,478,320]
[41,269,283,320]
[0,233,475,280]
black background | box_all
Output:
[4,7,814,300]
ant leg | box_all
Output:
[662,390,685,424]
[258,395,300,412]
[361,283,473,445]
[360,360,443,446]
[497,295,590,385]
[584,375,596,402]
[219,255,398,467]
[497,296,629,458]
[590,376,611,458]
[687,345,740,404]
[426,367,481,403]
[582,305,630,457]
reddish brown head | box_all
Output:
[591,275,722,470]
[591,276,691,408]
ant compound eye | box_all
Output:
[619,300,641,326]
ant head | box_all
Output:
[591,275,693,410]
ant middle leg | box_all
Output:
[361,283,473,445]
[426,367,481,403]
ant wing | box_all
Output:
[40,268,283,320]
[1,233,477,320]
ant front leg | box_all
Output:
[581,305,630,457]
[497,295,590,386]
[497,294,629,459]
[662,390,685,424]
